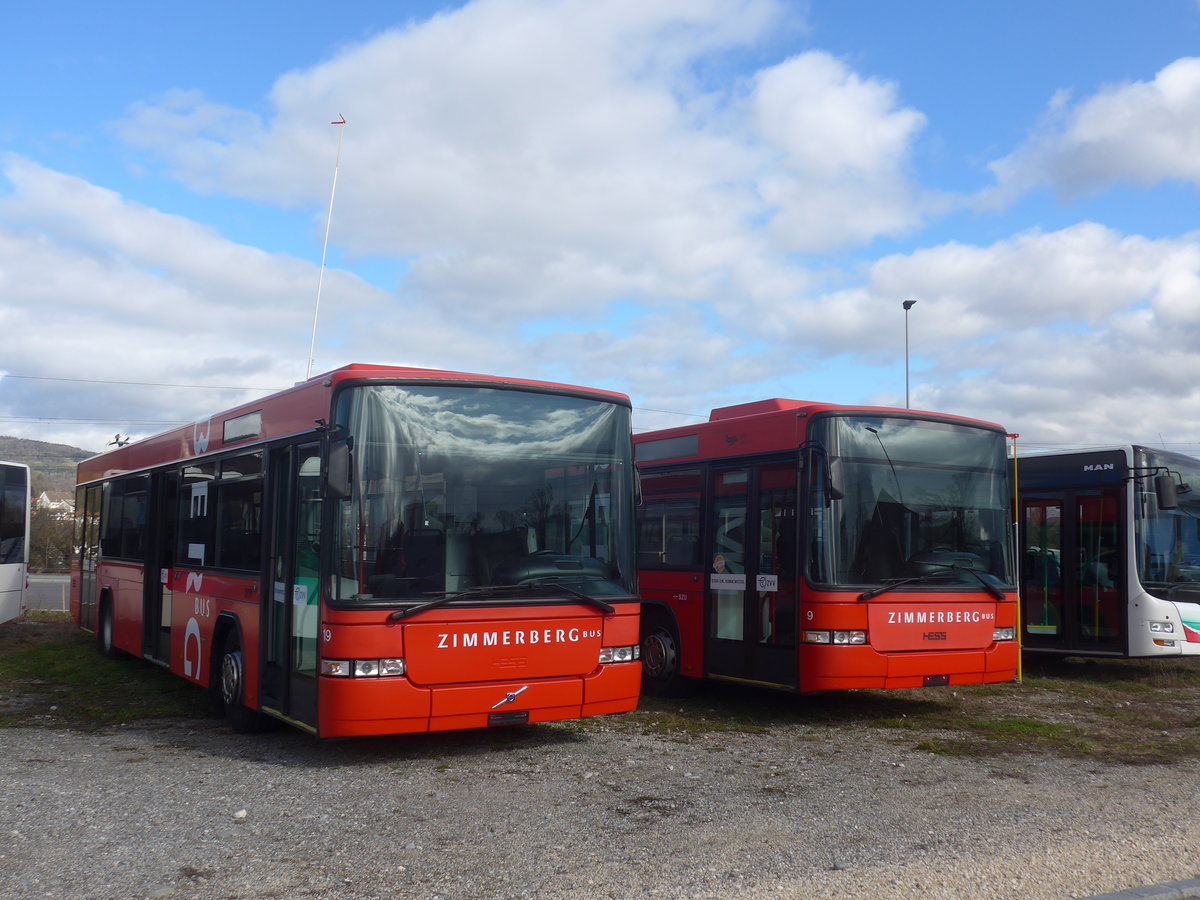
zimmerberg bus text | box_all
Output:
[436,628,602,649]
[886,610,995,624]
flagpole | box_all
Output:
[307,114,347,381]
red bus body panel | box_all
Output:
[317,603,640,737]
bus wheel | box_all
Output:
[97,600,129,661]
[218,631,272,734]
[641,620,686,697]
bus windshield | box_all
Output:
[332,384,635,605]
[1135,447,1200,597]
[809,415,1011,590]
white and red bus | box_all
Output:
[634,399,1018,694]
[1017,444,1200,657]
[71,364,641,736]
[1,460,31,624]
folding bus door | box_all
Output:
[704,462,799,687]
[141,472,176,663]
[260,442,321,729]
[75,484,102,632]
[1073,489,1123,652]
[1021,488,1124,653]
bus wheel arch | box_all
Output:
[640,604,687,697]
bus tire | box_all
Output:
[97,597,130,661]
[218,630,272,734]
[640,615,688,697]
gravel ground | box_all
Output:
[3,702,1200,900]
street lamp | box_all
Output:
[902,300,917,408]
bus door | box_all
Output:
[705,463,799,687]
[260,442,322,729]
[76,484,102,631]
[141,472,176,663]
[1021,488,1124,653]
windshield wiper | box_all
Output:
[858,564,1006,602]
[387,581,615,622]
[529,578,616,614]
[945,563,1007,600]
[858,573,942,601]
[387,585,532,621]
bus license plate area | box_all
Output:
[923,674,950,687]
[488,710,530,726]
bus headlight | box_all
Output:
[992,627,1016,642]
[803,630,867,645]
[321,659,350,676]
[379,658,406,676]
[321,658,406,677]
[1149,621,1175,634]
[599,645,641,664]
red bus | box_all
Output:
[634,399,1018,694]
[71,364,641,736]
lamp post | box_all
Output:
[902,300,917,408]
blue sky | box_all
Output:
[4,0,1200,453]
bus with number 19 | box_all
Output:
[634,399,1018,695]
[71,364,641,737]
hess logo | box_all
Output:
[923,632,948,641]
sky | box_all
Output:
[4,0,1200,455]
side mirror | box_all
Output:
[325,440,352,500]
[827,458,845,502]
[1155,473,1178,510]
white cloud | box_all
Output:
[983,57,1200,203]
[748,51,927,251]
[114,0,926,318]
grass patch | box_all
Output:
[0,620,209,730]
[973,715,1074,739]
[593,663,1200,766]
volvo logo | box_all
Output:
[492,685,529,709]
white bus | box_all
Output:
[1017,445,1200,657]
[1,461,31,623]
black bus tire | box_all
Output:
[218,630,272,734]
[640,617,688,697]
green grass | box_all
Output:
[6,617,1200,765]
[576,658,1200,766]
[0,619,209,729]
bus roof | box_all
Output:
[635,398,1007,464]
[77,363,631,484]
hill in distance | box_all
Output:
[0,436,97,494]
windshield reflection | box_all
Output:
[1136,448,1200,593]
[331,385,635,604]
[809,416,1012,589]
